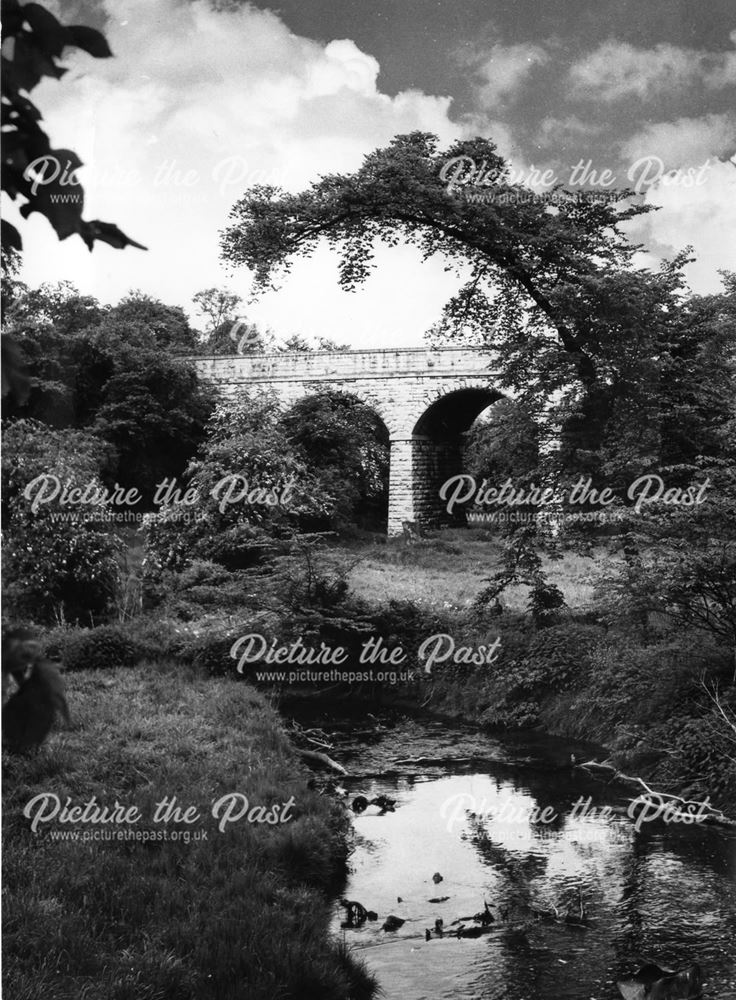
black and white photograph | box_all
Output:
[2,0,735,997]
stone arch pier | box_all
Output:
[194,347,503,534]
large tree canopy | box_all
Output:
[220,132,651,394]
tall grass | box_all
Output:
[2,661,377,1000]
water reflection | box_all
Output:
[329,727,736,1000]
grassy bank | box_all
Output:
[2,660,376,1000]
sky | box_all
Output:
[6,0,736,346]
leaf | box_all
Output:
[80,221,148,252]
[66,24,112,58]
[19,184,83,238]
[22,3,69,58]
[1,0,25,40]
[14,33,68,87]
[17,146,86,238]
[1,218,23,253]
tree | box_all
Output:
[609,463,736,659]
[277,335,350,353]
[3,285,217,499]
[1,1,146,404]
[4,280,104,334]
[86,342,216,500]
[144,391,325,572]
[192,287,274,355]
[192,287,243,335]
[316,336,350,352]
[279,334,313,353]
[221,133,649,395]
[279,391,390,531]
[102,291,198,355]
[656,272,736,477]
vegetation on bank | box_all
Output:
[2,660,376,1000]
[24,522,736,813]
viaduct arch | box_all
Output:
[194,347,503,534]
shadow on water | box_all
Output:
[291,707,736,1000]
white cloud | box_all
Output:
[536,115,604,146]
[569,34,736,101]
[619,112,736,173]
[7,0,462,346]
[465,42,550,107]
[622,159,736,293]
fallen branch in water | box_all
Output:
[393,755,481,766]
[577,760,736,827]
[297,748,347,775]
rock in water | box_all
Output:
[617,963,702,1000]
[382,915,405,932]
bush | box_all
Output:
[176,560,232,590]
[143,392,325,573]
[120,617,198,662]
[429,620,605,731]
[2,420,123,624]
[183,621,261,677]
[657,710,736,805]
[528,579,567,627]
[62,625,143,672]
[521,622,605,688]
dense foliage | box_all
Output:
[280,390,389,531]
[1,419,123,623]
[143,392,323,575]
[3,284,216,498]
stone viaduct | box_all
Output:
[194,347,503,534]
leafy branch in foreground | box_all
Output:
[1,0,146,255]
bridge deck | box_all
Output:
[194,346,494,385]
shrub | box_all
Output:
[430,620,605,731]
[143,392,326,573]
[528,578,567,627]
[2,420,123,624]
[182,621,264,677]
[121,618,197,662]
[650,707,736,807]
[176,560,232,590]
[63,625,143,672]
[521,622,605,688]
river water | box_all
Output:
[310,711,736,1000]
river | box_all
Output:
[299,709,736,1000]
